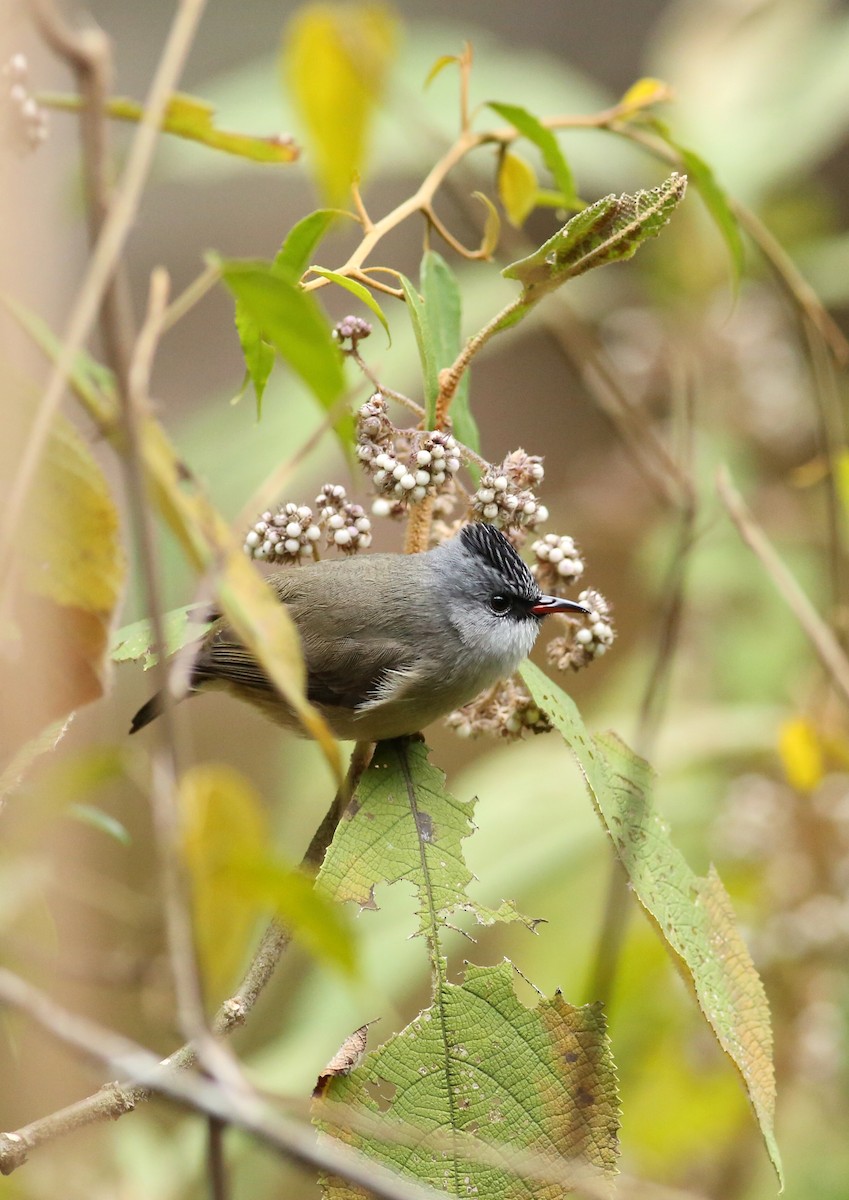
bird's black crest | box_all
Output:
[459,523,539,602]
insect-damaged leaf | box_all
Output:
[316,961,619,1199]
[521,661,783,1188]
[317,738,536,934]
[503,172,687,297]
[111,604,213,670]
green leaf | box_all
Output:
[488,100,580,209]
[68,804,131,846]
[273,210,345,280]
[41,91,300,164]
[219,258,353,446]
[397,272,438,424]
[317,738,537,935]
[234,298,275,416]
[661,132,746,286]
[497,150,538,228]
[282,2,398,203]
[112,604,213,670]
[420,251,480,462]
[307,267,391,344]
[318,960,619,1197]
[222,857,357,977]
[521,661,784,1188]
[503,172,687,297]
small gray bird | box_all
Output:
[130,523,587,742]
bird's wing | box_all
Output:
[192,624,421,714]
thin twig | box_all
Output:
[207,1116,229,1200]
[1,0,208,590]
[161,261,221,333]
[717,465,849,708]
[0,970,452,1200]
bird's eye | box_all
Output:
[489,594,511,617]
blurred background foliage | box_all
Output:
[2,0,849,1197]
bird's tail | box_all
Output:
[129,691,165,734]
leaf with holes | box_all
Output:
[317,738,537,935]
[503,172,687,296]
[316,960,619,1199]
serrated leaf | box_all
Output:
[219,258,353,446]
[489,101,579,209]
[397,273,438,423]
[274,209,348,280]
[778,717,823,793]
[617,76,673,116]
[317,739,537,935]
[283,2,398,203]
[317,960,619,1198]
[420,251,479,460]
[111,604,213,670]
[180,764,271,1003]
[503,172,687,296]
[521,661,783,1188]
[43,91,299,163]
[68,803,131,846]
[308,267,391,344]
[234,298,275,416]
[497,150,538,228]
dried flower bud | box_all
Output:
[333,315,373,350]
[446,676,551,741]
[546,588,615,671]
[531,533,585,593]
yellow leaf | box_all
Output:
[180,764,269,1003]
[472,190,501,258]
[3,416,125,766]
[497,150,538,228]
[283,3,398,203]
[778,717,823,793]
[618,76,674,116]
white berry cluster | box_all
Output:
[243,485,372,563]
[314,483,373,553]
[469,448,548,534]
[446,676,551,741]
[531,533,585,593]
[546,588,616,672]
[2,55,48,152]
[244,503,321,563]
[356,394,462,515]
[332,315,372,350]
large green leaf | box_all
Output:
[317,738,535,935]
[318,961,619,1198]
[521,661,783,1188]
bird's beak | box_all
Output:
[530,594,590,617]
